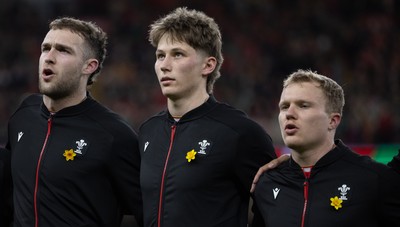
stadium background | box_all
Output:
[1,0,399,226]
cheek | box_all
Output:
[278,113,285,128]
[308,115,329,131]
[154,63,158,73]
[154,61,160,70]
[38,55,45,66]
[154,63,162,77]
[181,59,200,73]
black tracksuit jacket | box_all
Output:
[0,147,12,227]
[138,96,277,227]
[6,94,143,227]
[254,140,400,227]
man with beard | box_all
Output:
[5,17,142,227]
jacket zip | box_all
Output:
[301,178,309,227]
[157,124,177,227]
[34,116,53,227]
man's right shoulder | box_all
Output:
[10,93,42,116]
[19,93,42,107]
[139,110,167,129]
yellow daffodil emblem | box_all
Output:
[330,196,343,210]
[186,149,197,163]
[63,149,76,161]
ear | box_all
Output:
[202,56,217,77]
[82,58,99,75]
[328,113,341,131]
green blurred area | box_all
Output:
[276,144,400,165]
[373,144,400,164]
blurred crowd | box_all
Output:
[0,0,399,145]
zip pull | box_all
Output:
[303,179,309,201]
[47,116,52,130]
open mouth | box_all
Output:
[43,69,54,76]
[42,68,55,80]
[284,123,298,135]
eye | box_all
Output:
[300,102,310,108]
[174,52,183,58]
[156,53,165,60]
[41,46,50,52]
[279,104,289,111]
[58,47,69,53]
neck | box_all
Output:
[168,93,209,117]
[291,140,336,167]
[43,93,87,113]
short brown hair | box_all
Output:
[283,69,345,115]
[49,17,108,85]
[148,7,224,94]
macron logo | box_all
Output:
[144,141,149,152]
[17,132,24,142]
[273,188,280,199]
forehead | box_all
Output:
[280,82,325,102]
[157,34,193,50]
[42,29,84,47]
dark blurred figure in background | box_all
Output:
[388,149,400,173]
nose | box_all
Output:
[43,48,56,64]
[160,66,169,73]
[159,56,171,73]
[284,105,296,119]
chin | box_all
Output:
[161,88,173,97]
[283,138,301,149]
[38,85,50,94]
[163,91,180,100]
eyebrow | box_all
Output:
[156,47,186,53]
[279,99,312,106]
[42,43,74,53]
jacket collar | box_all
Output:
[40,93,96,118]
[288,139,349,171]
[166,95,219,122]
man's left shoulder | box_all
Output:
[346,152,400,180]
[211,103,262,130]
[87,101,136,135]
